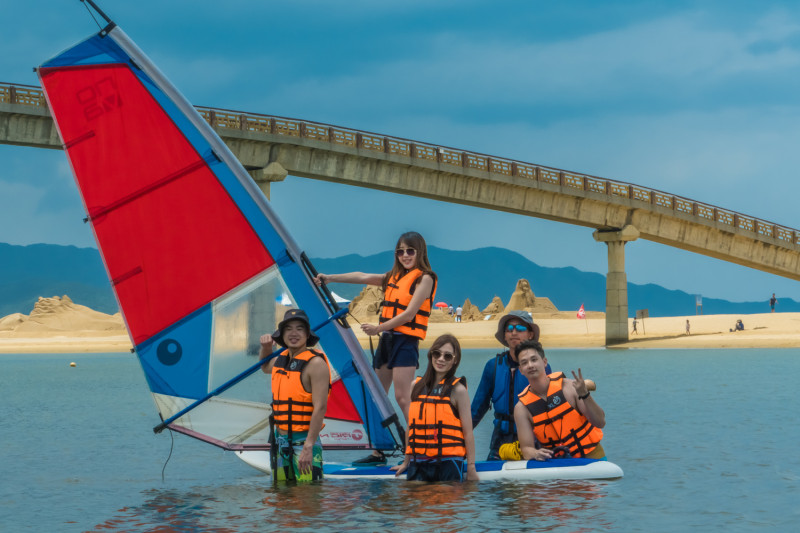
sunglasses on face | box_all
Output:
[395,248,417,257]
[430,349,455,362]
[506,324,530,333]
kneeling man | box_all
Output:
[260,309,331,481]
[513,340,607,460]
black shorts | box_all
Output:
[406,458,465,482]
[373,331,420,369]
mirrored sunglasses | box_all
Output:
[506,324,530,333]
[430,349,455,362]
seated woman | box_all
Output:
[394,334,479,481]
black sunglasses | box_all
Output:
[396,248,417,257]
[430,349,455,362]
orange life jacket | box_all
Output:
[517,372,603,458]
[379,268,437,339]
[271,348,331,435]
[406,376,467,459]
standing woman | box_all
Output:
[394,334,479,481]
[314,231,436,464]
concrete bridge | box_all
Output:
[3,81,799,344]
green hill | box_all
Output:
[0,242,793,318]
[0,243,116,316]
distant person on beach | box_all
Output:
[455,306,463,322]
[314,231,436,465]
[631,318,638,334]
[686,320,690,335]
[259,309,331,482]
[394,334,479,481]
[471,311,550,460]
[730,319,744,332]
[512,340,606,461]
[770,293,777,313]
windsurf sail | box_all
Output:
[38,8,403,452]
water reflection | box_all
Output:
[90,488,240,532]
[493,480,611,530]
[90,477,613,532]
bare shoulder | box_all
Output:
[307,353,330,371]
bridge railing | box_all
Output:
[0,82,47,107]
[3,81,798,249]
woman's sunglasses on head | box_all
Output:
[430,349,455,362]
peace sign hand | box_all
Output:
[572,368,589,397]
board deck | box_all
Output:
[236,451,624,481]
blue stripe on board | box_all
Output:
[323,464,397,476]
[474,458,601,472]
[525,458,599,468]
[325,458,604,477]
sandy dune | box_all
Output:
[0,296,130,353]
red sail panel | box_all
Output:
[40,65,274,344]
[325,379,363,423]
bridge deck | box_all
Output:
[2,81,799,282]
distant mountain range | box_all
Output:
[1,242,795,318]
[0,243,116,316]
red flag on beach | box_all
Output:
[577,304,586,319]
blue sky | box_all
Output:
[2,1,800,304]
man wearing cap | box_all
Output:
[259,309,331,482]
[470,310,550,460]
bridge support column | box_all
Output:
[593,225,639,345]
[248,162,288,200]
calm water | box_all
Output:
[2,348,799,532]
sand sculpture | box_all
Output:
[1,295,125,333]
[460,298,482,322]
[482,296,505,317]
[505,279,537,311]
[348,286,384,321]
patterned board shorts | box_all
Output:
[272,431,324,482]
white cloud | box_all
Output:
[3,1,800,302]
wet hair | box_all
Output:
[411,334,462,400]
[382,231,435,291]
[515,339,546,361]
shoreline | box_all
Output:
[0,332,133,354]
[354,312,800,350]
[1,312,799,353]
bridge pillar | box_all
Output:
[593,225,640,345]
[248,162,288,200]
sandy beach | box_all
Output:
[351,312,800,350]
[2,303,799,353]
[0,331,133,354]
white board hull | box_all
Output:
[235,451,623,481]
